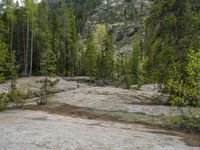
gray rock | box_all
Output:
[34,91,41,97]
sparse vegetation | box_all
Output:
[0,93,8,111]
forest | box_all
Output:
[0,0,200,149]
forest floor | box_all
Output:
[0,76,200,150]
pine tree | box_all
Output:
[145,0,195,84]
[85,32,98,78]
[52,0,68,76]
[0,6,7,42]
[124,57,132,89]
[129,35,141,84]
[0,40,9,83]
[40,47,56,105]
[36,0,51,71]
[93,24,107,78]
[67,0,78,76]
[5,0,16,54]
[167,47,200,107]
[8,51,17,101]
[102,31,115,79]
[29,0,37,76]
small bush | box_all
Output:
[38,78,60,105]
[169,114,200,132]
[7,90,26,108]
[0,93,8,111]
[125,73,132,89]
[0,74,5,83]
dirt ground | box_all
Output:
[0,77,200,150]
[0,76,178,116]
[0,110,200,150]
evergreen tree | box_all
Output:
[40,47,56,105]
[167,47,200,107]
[0,40,9,83]
[0,6,7,42]
[67,0,78,76]
[7,51,25,108]
[124,57,132,89]
[85,32,98,78]
[102,31,115,79]
[129,35,141,84]
[8,51,17,101]
[145,0,197,84]
[5,0,16,54]
[93,24,107,78]
[36,0,51,72]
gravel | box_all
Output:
[0,110,199,150]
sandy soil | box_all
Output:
[0,110,199,150]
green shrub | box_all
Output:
[166,49,200,132]
[167,49,200,107]
[0,93,8,111]
[124,73,132,89]
[169,114,200,132]
[0,74,5,83]
[38,78,60,105]
[7,90,26,108]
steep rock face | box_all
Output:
[85,0,152,55]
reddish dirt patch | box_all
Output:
[23,104,123,124]
[23,103,200,147]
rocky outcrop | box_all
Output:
[85,0,151,55]
[115,26,140,41]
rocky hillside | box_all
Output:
[85,0,152,54]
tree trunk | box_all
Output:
[25,13,30,76]
[10,21,13,54]
[29,18,34,76]
[45,62,48,104]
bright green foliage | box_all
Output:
[167,49,200,106]
[85,24,115,80]
[167,49,200,131]
[186,50,200,103]
[102,32,115,79]
[93,24,115,79]
[94,24,107,78]
[85,32,98,77]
